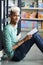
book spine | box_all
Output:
[41,22,43,29]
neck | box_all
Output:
[10,20,16,26]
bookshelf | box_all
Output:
[21,18,43,21]
[21,0,43,31]
[21,7,43,10]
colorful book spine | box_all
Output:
[41,22,43,29]
[21,21,37,29]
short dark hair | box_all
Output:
[10,10,15,15]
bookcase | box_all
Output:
[21,0,43,37]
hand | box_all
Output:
[27,34,32,39]
[24,34,32,42]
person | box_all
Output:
[3,7,43,62]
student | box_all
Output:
[3,7,43,61]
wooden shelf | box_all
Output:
[21,28,43,32]
[21,18,43,21]
[21,28,31,32]
[21,7,43,10]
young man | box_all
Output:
[3,7,43,61]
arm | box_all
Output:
[4,27,32,52]
[3,28,14,58]
[12,35,32,50]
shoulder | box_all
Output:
[3,24,12,33]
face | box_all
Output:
[10,11,20,24]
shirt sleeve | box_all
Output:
[3,28,14,59]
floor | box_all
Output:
[0,31,43,65]
[0,60,43,65]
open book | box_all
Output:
[27,28,38,35]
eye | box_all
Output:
[14,15,20,17]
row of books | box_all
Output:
[21,0,43,8]
[21,11,43,18]
[21,21,43,29]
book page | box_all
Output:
[27,28,38,35]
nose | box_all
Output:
[14,16,18,19]
[14,15,20,20]
[16,16,18,20]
